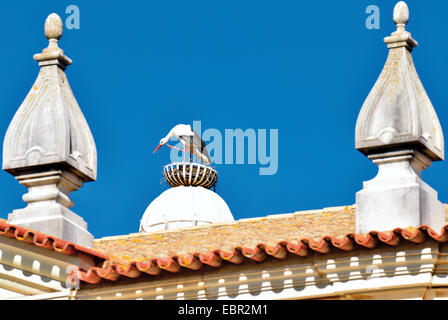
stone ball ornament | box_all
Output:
[44,13,63,40]
[393,1,409,26]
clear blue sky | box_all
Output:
[0,0,447,239]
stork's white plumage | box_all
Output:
[153,124,212,165]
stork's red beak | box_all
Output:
[153,144,163,154]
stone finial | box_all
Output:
[2,14,97,247]
[383,1,417,51]
[356,1,443,161]
[355,2,445,234]
[393,1,409,27]
[44,13,63,40]
[34,13,72,68]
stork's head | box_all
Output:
[160,137,170,146]
[153,137,169,153]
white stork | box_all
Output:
[153,124,212,165]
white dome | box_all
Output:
[140,186,234,233]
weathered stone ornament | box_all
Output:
[2,13,97,247]
[355,2,445,233]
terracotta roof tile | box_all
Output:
[78,224,448,284]
[94,205,357,260]
[3,205,448,285]
[0,220,108,260]
[78,204,448,284]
